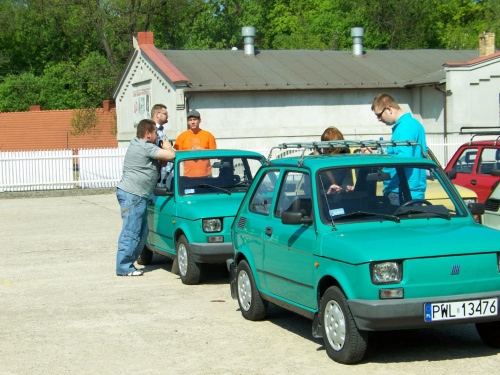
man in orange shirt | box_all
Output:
[174,110,216,177]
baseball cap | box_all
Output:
[187,110,200,118]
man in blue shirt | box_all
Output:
[371,94,427,204]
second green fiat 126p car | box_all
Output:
[228,140,500,364]
[140,149,265,285]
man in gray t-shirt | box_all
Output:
[116,119,175,276]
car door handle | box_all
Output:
[471,180,477,185]
[265,227,273,236]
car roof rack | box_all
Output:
[460,127,500,145]
[267,140,423,165]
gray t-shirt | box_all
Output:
[117,137,161,198]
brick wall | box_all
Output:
[0,101,118,151]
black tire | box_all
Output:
[171,256,180,275]
[137,247,153,265]
[319,286,368,364]
[176,235,201,285]
[236,260,267,320]
[476,320,500,348]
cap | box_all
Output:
[187,110,200,118]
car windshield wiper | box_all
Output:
[395,209,451,220]
[194,183,231,195]
[333,210,400,223]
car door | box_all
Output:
[263,170,316,309]
[147,167,177,253]
[244,169,281,289]
[475,147,500,202]
[449,147,480,195]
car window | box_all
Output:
[274,172,312,218]
[318,165,466,224]
[478,148,500,175]
[249,170,279,215]
[178,156,263,195]
[452,148,478,174]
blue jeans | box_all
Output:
[116,188,149,275]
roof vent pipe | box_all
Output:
[351,27,365,56]
[242,27,256,56]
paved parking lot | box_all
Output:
[1,191,499,374]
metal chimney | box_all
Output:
[242,27,256,56]
[351,27,365,56]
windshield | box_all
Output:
[177,156,263,196]
[318,164,468,224]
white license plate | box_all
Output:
[424,298,498,322]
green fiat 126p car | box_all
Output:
[228,140,500,364]
[140,149,265,285]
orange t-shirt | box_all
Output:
[174,129,217,177]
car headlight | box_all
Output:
[202,218,222,232]
[370,261,402,284]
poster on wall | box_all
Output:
[133,88,151,127]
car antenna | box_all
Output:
[319,174,337,231]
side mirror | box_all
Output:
[468,202,485,216]
[154,186,174,197]
[281,211,313,225]
[491,169,500,177]
[446,170,457,180]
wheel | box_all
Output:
[137,247,153,265]
[320,286,368,364]
[176,235,200,285]
[476,321,500,348]
[236,260,267,320]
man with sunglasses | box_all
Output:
[150,104,173,184]
[368,93,428,204]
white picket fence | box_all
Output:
[0,136,476,193]
[0,148,127,192]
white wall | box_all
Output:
[185,88,445,153]
[446,57,500,134]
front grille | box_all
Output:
[485,199,500,212]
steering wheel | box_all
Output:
[394,199,432,215]
[399,199,432,208]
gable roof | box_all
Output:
[0,102,117,152]
[158,49,479,91]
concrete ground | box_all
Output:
[1,192,499,375]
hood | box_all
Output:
[319,220,500,264]
[176,194,245,221]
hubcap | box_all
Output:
[178,243,187,276]
[237,270,251,311]
[324,300,346,351]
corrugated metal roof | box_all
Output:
[0,107,117,152]
[161,49,479,91]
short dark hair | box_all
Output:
[137,119,156,138]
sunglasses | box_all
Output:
[375,107,387,119]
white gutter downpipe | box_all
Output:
[242,27,256,56]
[351,27,365,56]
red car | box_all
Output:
[445,137,500,203]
